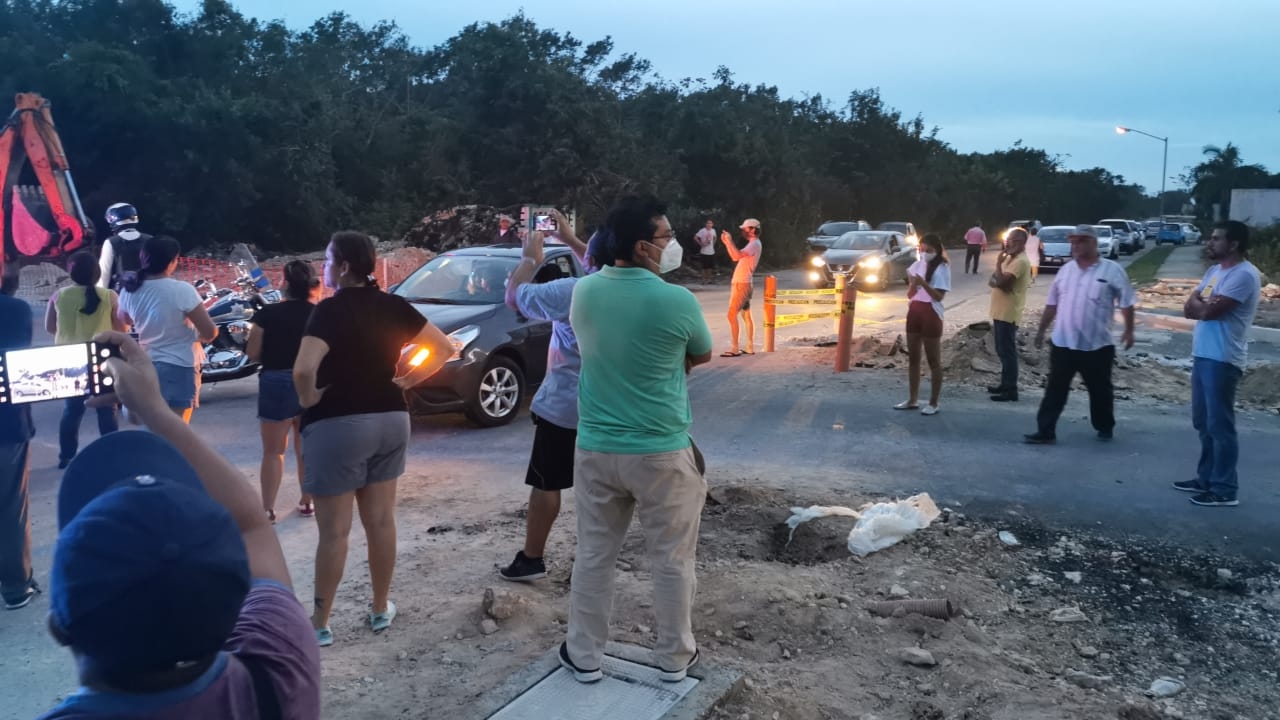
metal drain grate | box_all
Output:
[488,655,700,720]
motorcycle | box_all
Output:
[200,244,281,383]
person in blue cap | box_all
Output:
[38,331,320,719]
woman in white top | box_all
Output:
[894,234,951,415]
[118,235,218,423]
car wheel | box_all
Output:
[465,355,525,427]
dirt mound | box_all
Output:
[939,313,1224,406]
[400,205,510,252]
[1239,364,1280,409]
[689,485,1280,720]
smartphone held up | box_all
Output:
[0,341,122,406]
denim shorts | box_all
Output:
[258,369,302,421]
[154,362,199,410]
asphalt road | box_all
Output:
[11,242,1274,565]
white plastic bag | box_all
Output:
[846,494,941,556]
[782,494,940,557]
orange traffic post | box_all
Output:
[834,275,857,372]
[764,275,777,352]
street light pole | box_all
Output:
[1116,126,1169,216]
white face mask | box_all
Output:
[922,251,937,263]
[657,238,683,274]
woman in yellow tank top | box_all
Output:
[44,251,127,468]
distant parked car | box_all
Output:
[393,241,585,427]
[1036,226,1075,271]
[1156,223,1187,246]
[1144,220,1163,241]
[1181,223,1202,244]
[875,221,919,246]
[805,221,872,253]
[808,231,915,291]
[1126,220,1146,250]
[1093,225,1120,260]
[1098,219,1137,254]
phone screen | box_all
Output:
[0,342,118,406]
[533,214,558,232]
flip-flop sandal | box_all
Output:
[741,350,755,355]
[720,351,743,357]
[893,401,919,410]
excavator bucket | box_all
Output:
[1,92,93,276]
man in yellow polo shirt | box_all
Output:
[561,195,713,685]
[988,228,1032,402]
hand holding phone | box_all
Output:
[84,332,165,419]
[0,340,123,406]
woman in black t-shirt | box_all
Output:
[292,231,451,647]
[246,260,319,523]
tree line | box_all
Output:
[5,0,1272,262]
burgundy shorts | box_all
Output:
[905,300,942,339]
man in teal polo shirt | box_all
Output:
[561,195,713,684]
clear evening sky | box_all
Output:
[180,0,1280,196]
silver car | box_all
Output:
[1092,225,1120,260]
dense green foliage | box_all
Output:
[1,0,1200,259]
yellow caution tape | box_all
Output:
[767,298,839,306]
[769,311,840,328]
[774,288,841,296]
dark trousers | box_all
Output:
[0,442,32,600]
[1191,358,1242,498]
[992,320,1019,391]
[1036,344,1115,437]
[964,245,982,273]
[60,397,118,462]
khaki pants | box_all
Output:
[567,446,706,671]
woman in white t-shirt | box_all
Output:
[118,235,219,423]
[895,234,951,415]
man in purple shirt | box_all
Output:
[39,332,320,719]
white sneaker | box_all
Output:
[920,405,939,416]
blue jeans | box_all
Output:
[1191,357,1242,498]
[59,397,119,463]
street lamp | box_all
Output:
[1116,126,1169,217]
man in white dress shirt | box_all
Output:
[1024,225,1135,444]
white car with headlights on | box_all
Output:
[807,231,916,291]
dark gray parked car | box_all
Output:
[392,242,584,427]
[806,220,872,253]
[808,231,916,290]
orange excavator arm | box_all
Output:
[1,92,93,276]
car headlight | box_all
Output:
[905,235,919,246]
[859,256,882,269]
[446,325,481,362]
[810,256,825,267]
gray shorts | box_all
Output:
[301,412,411,497]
